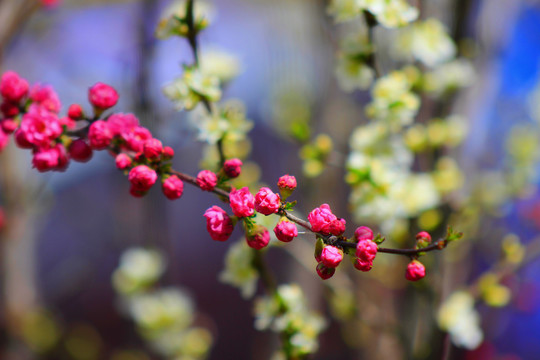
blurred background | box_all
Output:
[1,0,540,359]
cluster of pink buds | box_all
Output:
[353,226,378,272]
[308,203,346,236]
[404,231,431,281]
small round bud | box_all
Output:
[1,119,17,134]
[329,218,346,236]
[89,82,119,110]
[354,226,374,242]
[320,245,343,268]
[416,231,432,243]
[223,158,242,178]
[246,226,270,250]
[229,187,255,218]
[353,258,373,272]
[254,187,281,215]
[143,138,163,160]
[162,146,174,160]
[197,170,218,191]
[277,174,297,200]
[88,120,113,150]
[405,260,426,281]
[273,220,298,242]
[128,165,157,192]
[316,263,335,280]
[115,153,132,170]
[162,175,184,200]
[204,206,234,241]
[68,104,84,120]
[356,239,378,261]
[32,148,59,172]
[69,139,93,163]
[0,71,28,102]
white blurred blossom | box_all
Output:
[219,240,259,299]
[438,291,483,350]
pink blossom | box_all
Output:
[197,170,218,191]
[328,219,346,236]
[128,165,157,192]
[405,260,426,281]
[316,263,335,280]
[162,146,174,160]
[89,82,119,110]
[308,203,338,235]
[1,101,19,117]
[246,227,270,250]
[69,139,93,163]
[59,116,76,130]
[124,126,152,153]
[32,148,59,172]
[29,84,61,113]
[68,104,83,119]
[18,105,62,148]
[203,206,234,242]
[356,239,378,261]
[229,187,255,218]
[273,220,298,242]
[416,231,431,243]
[88,120,113,149]
[107,113,139,137]
[143,138,163,160]
[0,71,29,102]
[254,187,281,215]
[354,226,374,242]
[0,119,17,134]
[14,128,33,149]
[115,153,132,170]
[320,245,343,268]
[277,174,297,190]
[354,259,373,272]
[162,175,184,200]
[223,158,242,178]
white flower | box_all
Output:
[423,59,476,96]
[112,248,165,294]
[219,240,259,299]
[200,49,241,83]
[394,19,456,67]
[438,291,483,350]
[361,0,419,28]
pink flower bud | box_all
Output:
[143,138,163,160]
[354,258,373,272]
[308,204,338,235]
[204,206,234,241]
[59,116,76,130]
[273,220,298,242]
[1,101,19,117]
[329,218,346,236]
[405,260,426,281]
[115,153,132,170]
[254,187,281,215]
[14,128,32,149]
[197,170,218,191]
[277,174,297,190]
[129,185,147,198]
[416,231,432,243]
[29,85,61,113]
[88,120,113,149]
[316,263,335,280]
[89,82,119,110]
[229,187,255,218]
[69,139,93,163]
[0,71,28,102]
[68,104,83,120]
[356,239,378,261]
[162,146,174,160]
[0,119,17,134]
[32,148,59,172]
[223,158,242,178]
[246,227,270,250]
[354,226,374,242]
[162,175,184,200]
[0,128,9,152]
[128,165,157,192]
[320,245,343,268]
